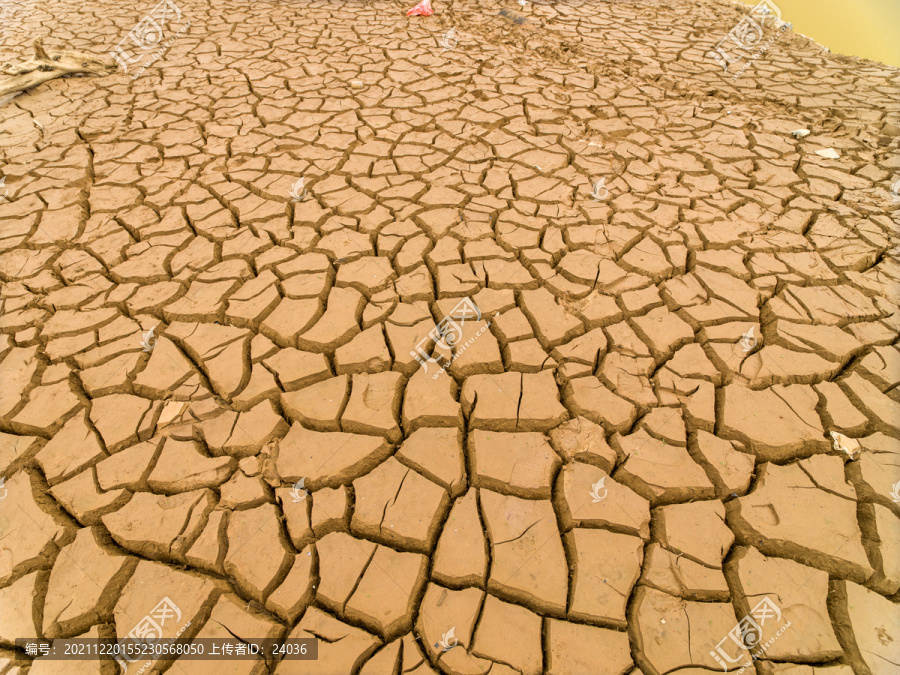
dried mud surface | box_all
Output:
[0,0,899,673]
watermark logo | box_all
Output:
[0,477,6,502]
[410,298,487,379]
[131,6,173,50]
[890,180,900,203]
[706,1,786,78]
[290,478,307,502]
[138,597,181,633]
[140,326,158,352]
[434,627,458,651]
[439,28,458,52]
[116,596,191,673]
[589,477,608,503]
[890,481,900,503]
[110,0,191,79]
[590,178,609,201]
[290,177,307,202]
[739,326,758,352]
[710,596,790,672]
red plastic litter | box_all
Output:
[406,0,433,16]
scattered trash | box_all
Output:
[498,8,527,25]
[350,79,363,89]
[830,431,861,460]
[406,0,433,17]
[815,148,840,159]
[791,129,810,139]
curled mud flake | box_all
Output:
[829,430,861,460]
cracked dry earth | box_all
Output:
[1,0,899,673]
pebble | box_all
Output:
[350,80,363,89]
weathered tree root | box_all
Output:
[0,39,116,99]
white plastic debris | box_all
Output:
[830,431,861,460]
[791,129,810,139]
[815,148,840,159]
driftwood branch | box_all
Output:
[0,39,116,98]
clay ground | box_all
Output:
[0,0,899,673]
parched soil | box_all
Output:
[0,0,898,673]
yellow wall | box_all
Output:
[740,0,900,67]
